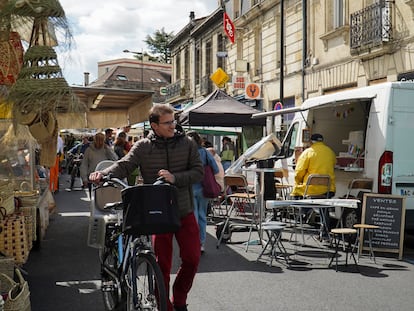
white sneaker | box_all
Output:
[200,245,205,253]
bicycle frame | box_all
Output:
[96,175,167,311]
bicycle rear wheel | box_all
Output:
[126,253,167,311]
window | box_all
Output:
[116,74,127,81]
[321,0,349,50]
[241,0,251,15]
[184,48,190,81]
[333,0,344,28]
[327,0,347,31]
[175,53,181,81]
[205,40,212,76]
[254,28,262,76]
[217,34,225,69]
[195,46,201,85]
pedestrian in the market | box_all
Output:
[89,104,203,311]
[187,130,219,254]
[104,128,114,146]
[80,132,117,196]
[220,136,235,172]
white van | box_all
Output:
[253,82,414,230]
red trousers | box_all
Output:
[152,212,200,311]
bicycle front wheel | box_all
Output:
[101,246,123,311]
[126,253,167,311]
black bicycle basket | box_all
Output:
[121,184,180,235]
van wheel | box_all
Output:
[342,209,359,229]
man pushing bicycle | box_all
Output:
[89,104,203,311]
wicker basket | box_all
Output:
[2,268,31,311]
[0,255,14,280]
[0,214,28,265]
[0,195,14,215]
[0,271,15,296]
[0,182,15,215]
[20,207,36,243]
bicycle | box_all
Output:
[68,153,83,190]
[96,175,169,311]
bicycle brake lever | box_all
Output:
[153,176,166,185]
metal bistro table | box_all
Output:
[266,198,360,245]
[242,167,279,247]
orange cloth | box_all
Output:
[49,155,60,192]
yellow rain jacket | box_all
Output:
[291,142,336,197]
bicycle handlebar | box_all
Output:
[100,174,168,190]
[99,175,169,212]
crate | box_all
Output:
[87,210,119,249]
[87,186,122,249]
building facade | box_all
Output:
[92,58,171,104]
[167,0,414,132]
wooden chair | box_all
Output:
[345,178,373,199]
[274,170,293,200]
[303,174,331,199]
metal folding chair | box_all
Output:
[292,174,331,244]
[329,178,373,229]
[216,174,257,250]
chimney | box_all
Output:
[84,72,90,86]
[189,11,195,22]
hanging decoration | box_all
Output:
[0,31,24,86]
[0,0,86,166]
[332,107,354,119]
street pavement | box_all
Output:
[24,174,414,311]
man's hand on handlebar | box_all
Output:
[158,169,175,184]
[89,171,104,184]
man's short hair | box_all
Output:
[311,133,324,142]
[105,128,113,135]
[149,104,174,124]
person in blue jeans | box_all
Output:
[187,131,219,253]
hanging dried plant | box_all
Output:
[9,45,84,118]
[1,0,86,133]
[0,121,38,146]
[0,0,73,48]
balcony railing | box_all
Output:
[165,79,190,100]
[350,0,392,51]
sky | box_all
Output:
[56,0,219,86]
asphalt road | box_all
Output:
[24,175,414,311]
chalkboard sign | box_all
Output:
[361,193,406,259]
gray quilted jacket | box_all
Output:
[100,128,203,217]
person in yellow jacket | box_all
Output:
[291,133,336,198]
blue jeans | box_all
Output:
[222,160,232,172]
[193,187,209,245]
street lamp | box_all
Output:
[123,49,144,89]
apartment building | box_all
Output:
[167,0,414,130]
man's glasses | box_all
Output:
[158,120,177,126]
